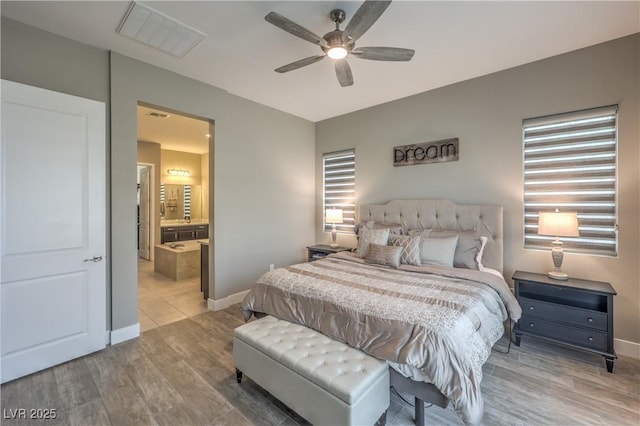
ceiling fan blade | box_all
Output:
[335,60,354,87]
[342,0,392,43]
[265,12,328,47]
[275,55,327,73]
[351,47,415,61]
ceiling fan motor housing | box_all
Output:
[322,29,353,54]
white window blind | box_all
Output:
[184,185,191,218]
[523,105,618,256]
[323,149,355,233]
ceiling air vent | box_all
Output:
[116,1,206,58]
[146,111,170,119]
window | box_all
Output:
[323,149,355,233]
[523,105,618,256]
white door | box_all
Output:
[138,165,150,260]
[0,80,106,383]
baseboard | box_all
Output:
[614,338,640,359]
[207,289,250,311]
[109,323,140,345]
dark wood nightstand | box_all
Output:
[513,270,617,373]
[306,244,351,262]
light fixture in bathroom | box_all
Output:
[167,168,190,177]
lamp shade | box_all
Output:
[538,210,579,237]
[325,208,344,224]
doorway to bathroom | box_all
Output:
[136,103,213,331]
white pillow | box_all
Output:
[419,236,459,267]
[476,236,488,269]
[356,227,390,258]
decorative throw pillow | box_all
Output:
[419,236,459,267]
[388,234,422,266]
[365,243,402,269]
[429,230,485,270]
[355,221,404,237]
[356,227,390,258]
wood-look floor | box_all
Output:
[1,305,638,426]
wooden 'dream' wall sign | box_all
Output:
[393,138,459,167]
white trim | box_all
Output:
[207,290,250,311]
[109,323,140,345]
[614,338,640,359]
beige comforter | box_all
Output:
[240,252,522,425]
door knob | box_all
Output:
[83,256,103,263]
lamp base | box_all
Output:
[548,270,569,280]
[330,226,338,249]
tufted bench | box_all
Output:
[234,316,390,426]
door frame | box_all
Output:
[137,162,155,261]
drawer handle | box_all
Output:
[587,318,594,323]
[588,337,594,342]
[529,323,535,327]
[529,306,534,310]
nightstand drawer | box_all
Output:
[566,328,608,352]
[519,297,607,331]
[520,315,567,340]
[520,315,608,352]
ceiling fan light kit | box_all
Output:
[328,47,348,60]
[265,0,414,87]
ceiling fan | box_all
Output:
[265,0,414,87]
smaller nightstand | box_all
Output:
[513,270,617,373]
[307,244,351,262]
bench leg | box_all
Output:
[236,368,243,384]
[414,397,425,426]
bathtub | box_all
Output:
[154,240,201,280]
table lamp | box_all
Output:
[325,208,344,248]
[538,209,579,280]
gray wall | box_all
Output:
[3,16,637,347]
[1,17,113,327]
[111,53,315,329]
[315,34,640,345]
[2,18,315,333]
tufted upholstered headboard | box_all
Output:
[357,200,503,273]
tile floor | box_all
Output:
[137,258,208,331]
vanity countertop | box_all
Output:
[160,220,208,227]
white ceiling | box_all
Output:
[2,1,638,122]
[137,105,211,154]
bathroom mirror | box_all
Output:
[160,184,203,220]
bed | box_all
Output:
[241,200,522,425]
